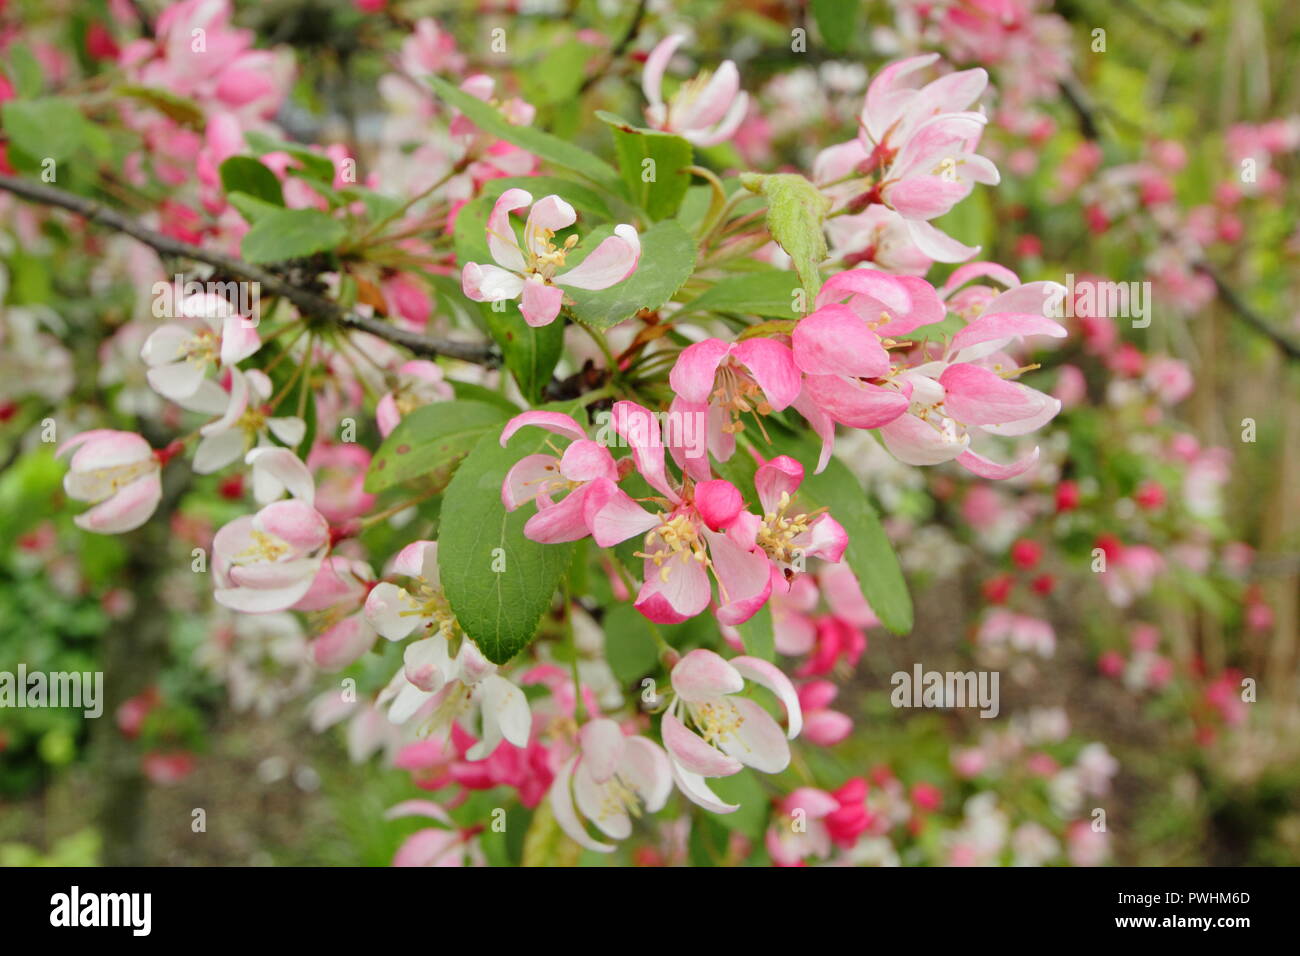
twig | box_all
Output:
[1054,85,1299,365]
[1194,261,1300,362]
[0,174,500,367]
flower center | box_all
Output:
[689,697,746,748]
[637,513,708,583]
[526,229,579,280]
[712,363,772,437]
[400,578,459,636]
[235,528,291,564]
[756,490,816,564]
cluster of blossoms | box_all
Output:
[11,0,1283,869]
[27,4,1087,860]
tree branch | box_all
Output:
[1194,260,1300,362]
[0,174,500,367]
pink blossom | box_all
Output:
[799,681,853,746]
[212,498,331,612]
[461,189,640,327]
[667,337,800,479]
[58,430,166,533]
[550,718,672,852]
[500,409,624,544]
[661,649,802,812]
[641,35,749,146]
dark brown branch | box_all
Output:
[0,174,500,367]
[1194,261,1300,362]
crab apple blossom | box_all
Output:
[375,360,453,437]
[667,336,801,479]
[641,34,749,147]
[185,368,306,473]
[549,718,673,852]
[766,787,840,865]
[461,189,640,327]
[499,410,628,544]
[140,291,260,401]
[364,540,455,643]
[58,430,171,534]
[385,799,483,867]
[661,649,802,811]
[212,498,330,612]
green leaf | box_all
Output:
[115,85,205,129]
[448,380,520,414]
[341,186,405,225]
[682,270,803,319]
[740,172,830,304]
[708,771,769,840]
[1,99,85,163]
[240,208,346,264]
[597,112,693,220]
[439,406,585,664]
[521,39,596,106]
[484,301,564,402]
[602,603,661,685]
[566,219,697,329]
[733,603,775,660]
[811,0,860,54]
[226,191,284,224]
[4,44,44,98]
[365,399,510,494]
[219,157,285,207]
[427,76,622,194]
[243,130,336,182]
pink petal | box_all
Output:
[611,401,676,501]
[754,455,804,514]
[957,446,1040,480]
[578,718,625,783]
[558,439,618,483]
[581,477,660,547]
[939,363,1040,426]
[641,34,687,110]
[879,412,968,465]
[662,711,743,776]
[708,530,774,627]
[792,304,890,378]
[522,483,595,544]
[461,261,525,302]
[500,410,587,445]
[554,225,640,291]
[694,479,744,531]
[802,375,910,429]
[669,339,731,404]
[73,472,162,534]
[519,279,564,327]
[485,187,531,272]
[732,337,801,410]
[523,195,577,259]
[671,648,745,701]
[501,454,561,510]
[732,655,803,739]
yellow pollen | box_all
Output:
[690,698,746,748]
[756,490,820,565]
[234,529,290,564]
